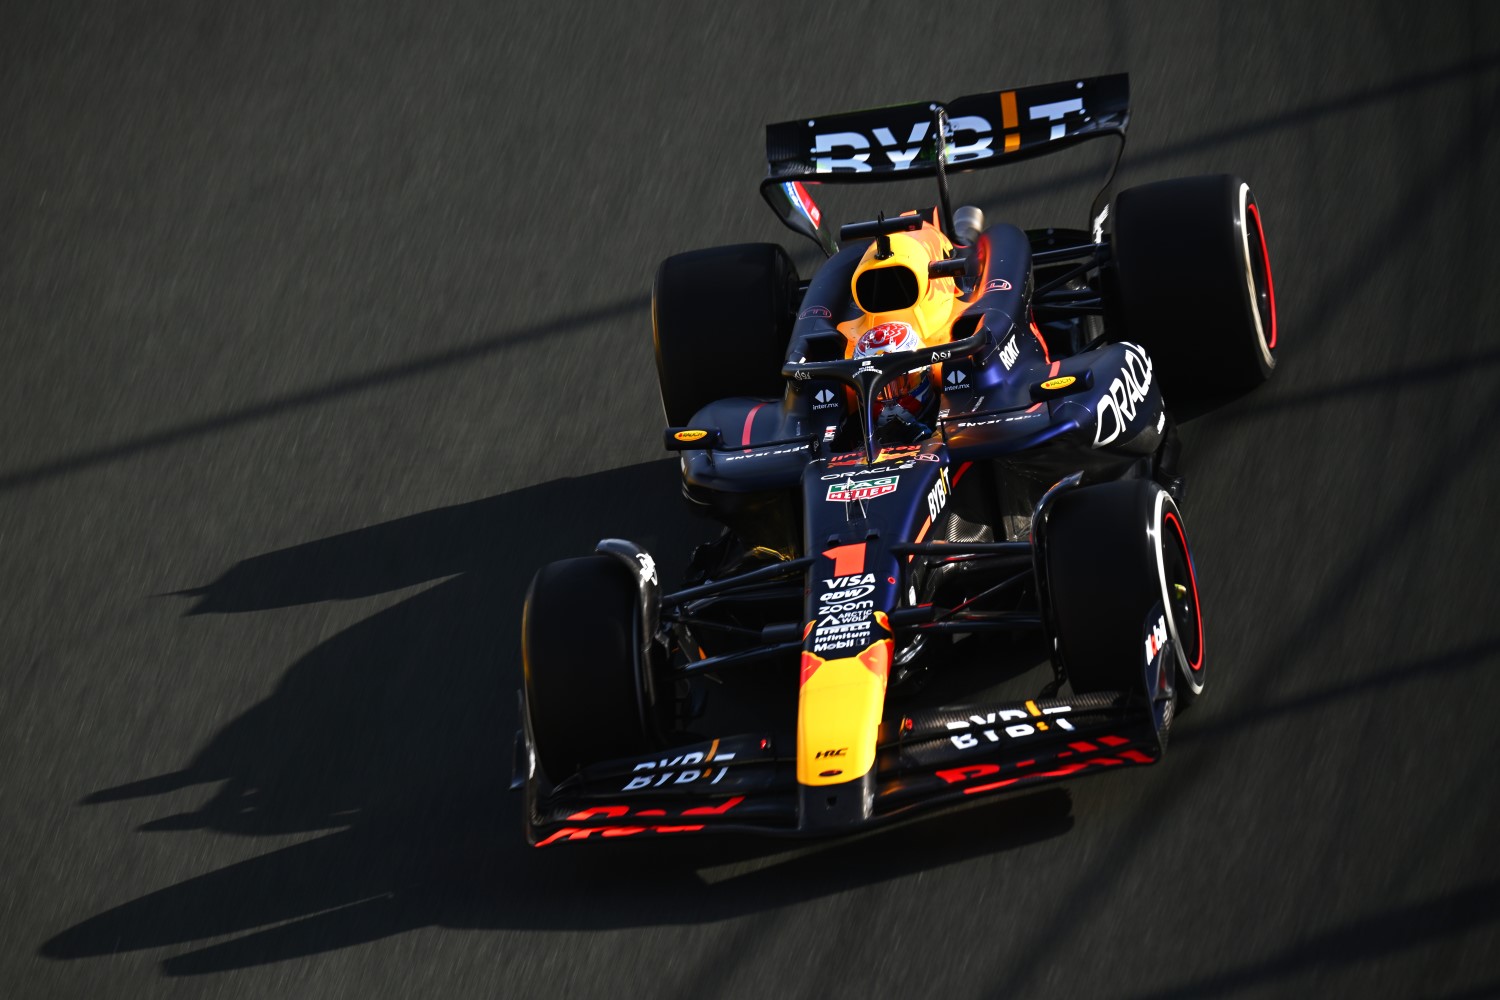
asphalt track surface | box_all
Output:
[4,2,1500,997]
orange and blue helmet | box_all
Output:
[851,319,938,423]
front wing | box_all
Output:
[522,691,1159,847]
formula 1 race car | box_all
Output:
[516,74,1278,847]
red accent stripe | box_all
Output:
[534,824,708,847]
[937,763,1000,785]
[1246,201,1278,350]
[741,403,767,446]
[1048,360,1060,378]
[536,828,587,846]
[800,651,824,686]
[1164,510,1205,673]
[951,461,973,487]
[568,805,629,821]
[1030,318,1052,363]
[858,639,892,680]
[681,796,744,817]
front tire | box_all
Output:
[1111,174,1279,397]
[1043,480,1206,710]
[522,554,653,781]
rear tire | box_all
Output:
[1111,174,1278,397]
[523,555,651,781]
[1043,480,1205,708]
[653,243,799,426]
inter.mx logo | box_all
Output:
[826,476,898,503]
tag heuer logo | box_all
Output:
[826,476,899,503]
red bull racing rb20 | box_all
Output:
[516,74,1279,846]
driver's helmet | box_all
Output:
[851,320,938,424]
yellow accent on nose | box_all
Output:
[797,642,890,786]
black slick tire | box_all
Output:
[1111,174,1279,397]
[652,243,799,426]
[522,554,650,781]
[1043,479,1205,706]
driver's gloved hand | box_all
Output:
[878,406,932,444]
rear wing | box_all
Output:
[762,74,1130,254]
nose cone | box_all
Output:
[797,629,891,787]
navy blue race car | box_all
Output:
[516,74,1278,847]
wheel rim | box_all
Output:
[1245,200,1278,351]
[1160,509,1204,694]
[1237,183,1279,366]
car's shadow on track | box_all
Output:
[39,459,1074,976]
